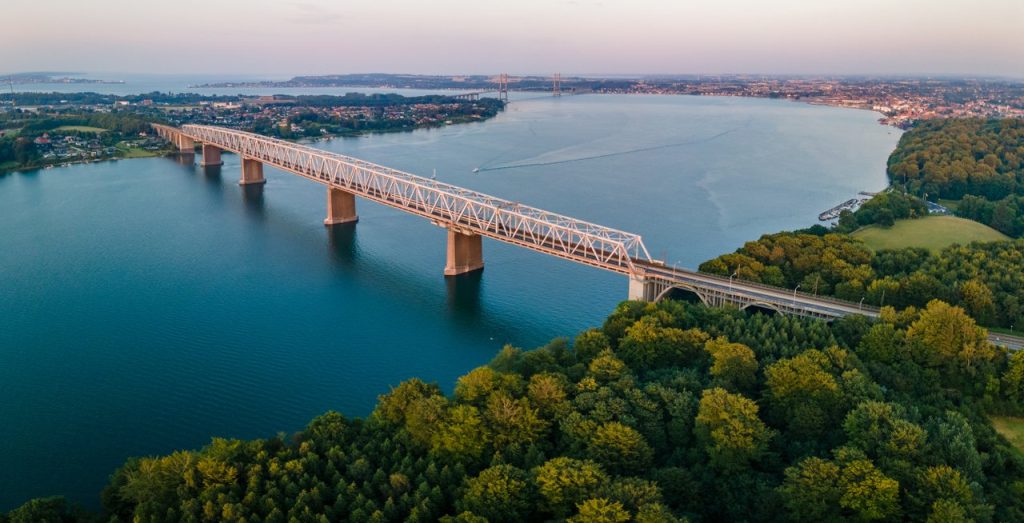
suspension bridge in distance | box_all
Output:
[453,73,573,101]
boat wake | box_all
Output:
[474,124,747,173]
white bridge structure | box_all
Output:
[153,123,880,321]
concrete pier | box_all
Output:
[324,187,358,225]
[200,144,223,166]
[176,135,195,153]
[445,230,484,276]
[239,157,266,185]
[628,274,655,301]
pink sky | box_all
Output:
[6,0,1023,76]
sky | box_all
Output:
[5,0,1023,77]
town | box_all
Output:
[607,76,1024,128]
[203,73,1024,129]
[0,92,505,173]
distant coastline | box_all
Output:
[191,73,1024,129]
[4,72,123,85]
[0,98,503,178]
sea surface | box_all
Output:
[0,85,900,509]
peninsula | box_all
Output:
[0,92,504,175]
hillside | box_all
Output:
[852,216,1009,253]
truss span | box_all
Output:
[153,123,900,326]
[160,124,653,273]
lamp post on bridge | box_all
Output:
[792,284,801,307]
[858,297,865,311]
[727,269,740,308]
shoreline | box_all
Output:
[184,84,905,128]
[0,112,499,177]
[0,93,901,231]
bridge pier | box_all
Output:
[200,144,223,166]
[628,275,657,302]
[324,187,358,225]
[176,135,195,154]
[444,229,483,276]
[239,157,266,185]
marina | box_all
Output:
[818,196,870,221]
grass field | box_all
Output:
[992,416,1024,454]
[115,144,160,158]
[939,199,961,212]
[55,125,107,133]
[852,215,1009,253]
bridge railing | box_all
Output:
[177,124,653,273]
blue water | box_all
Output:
[0,92,899,509]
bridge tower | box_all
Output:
[497,73,509,102]
[553,73,561,97]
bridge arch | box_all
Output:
[741,301,781,316]
[654,284,710,306]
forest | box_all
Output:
[5,298,1024,522]
[887,119,1024,203]
[254,98,505,140]
[883,118,1024,237]
[832,192,930,232]
[700,230,1024,329]
[957,194,1024,238]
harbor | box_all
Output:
[818,191,877,221]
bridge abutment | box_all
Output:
[445,229,484,276]
[628,275,657,302]
[324,187,358,225]
[239,157,266,185]
[200,144,223,166]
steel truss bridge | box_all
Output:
[153,122,892,323]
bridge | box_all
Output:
[153,122,888,322]
[453,73,574,102]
